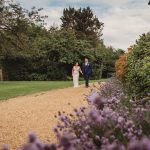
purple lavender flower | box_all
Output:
[44,144,57,150]
[1,145,9,150]
[128,138,150,150]
[28,132,37,143]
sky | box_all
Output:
[16,0,150,50]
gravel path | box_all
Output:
[0,85,91,149]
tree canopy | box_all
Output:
[0,0,47,58]
[61,7,104,46]
[0,1,123,81]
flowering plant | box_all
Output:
[53,78,150,149]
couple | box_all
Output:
[72,58,92,88]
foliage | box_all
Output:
[61,7,104,46]
[1,25,46,80]
[115,54,127,81]
[0,0,47,58]
[124,32,150,97]
[0,0,48,80]
[32,28,93,80]
[0,1,122,80]
[101,47,123,78]
[92,45,124,79]
[1,26,93,80]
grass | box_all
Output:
[0,80,104,100]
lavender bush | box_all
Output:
[2,78,150,150]
[2,132,150,150]
[53,78,150,149]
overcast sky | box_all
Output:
[16,0,150,50]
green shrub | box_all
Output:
[125,32,150,97]
[29,73,47,81]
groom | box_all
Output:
[82,57,92,88]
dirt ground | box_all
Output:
[0,85,91,149]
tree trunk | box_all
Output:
[0,69,3,81]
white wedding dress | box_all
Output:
[73,66,80,88]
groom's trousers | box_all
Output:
[84,74,90,87]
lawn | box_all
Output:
[0,80,104,100]
[0,81,74,100]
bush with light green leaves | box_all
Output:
[125,32,150,97]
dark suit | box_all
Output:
[82,62,92,87]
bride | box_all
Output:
[72,62,83,88]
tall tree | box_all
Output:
[0,0,47,58]
[61,7,104,46]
